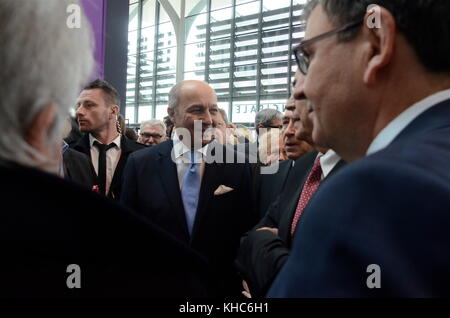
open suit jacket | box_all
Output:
[120,140,257,297]
[237,151,346,296]
[268,99,450,297]
[0,161,210,298]
[254,159,294,220]
[63,148,96,189]
[72,133,145,200]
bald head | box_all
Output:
[167,80,219,148]
[168,80,217,113]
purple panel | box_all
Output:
[80,0,107,79]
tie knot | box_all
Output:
[94,141,115,152]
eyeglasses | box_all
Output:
[140,132,163,139]
[293,20,363,75]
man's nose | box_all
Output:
[76,106,84,117]
[203,111,213,126]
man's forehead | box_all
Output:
[305,4,333,39]
[77,88,103,102]
[143,125,163,132]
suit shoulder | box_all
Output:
[129,140,172,161]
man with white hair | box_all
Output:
[137,119,167,146]
[0,0,209,298]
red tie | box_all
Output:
[290,156,322,236]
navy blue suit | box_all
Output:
[268,100,450,297]
[120,140,257,296]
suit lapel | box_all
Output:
[191,143,226,239]
[279,151,318,244]
[73,133,91,157]
[108,136,131,198]
[157,141,190,240]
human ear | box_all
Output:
[363,6,396,85]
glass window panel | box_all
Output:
[186,0,207,17]
[127,54,137,82]
[142,0,156,28]
[128,30,138,55]
[209,38,231,68]
[293,0,308,5]
[158,22,176,49]
[126,107,136,124]
[140,26,155,53]
[138,105,152,123]
[235,1,260,23]
[129,2,139,31]
[232,101,259,124]
[217,102,230,115]
[259,97,287,113]
[129,0,138,4]
[138,80,153,104]
[168,0,182,18]
[262,11,290,30]
[185,13,207,44]
[156,48,177,75]
[137,51,155,79]
[263,0,291,11]
[211,0,233,11]
[184,70,205,81]
[159,2,171,23]
[185,42,206,71]
[210,8,232,39]
[156,74,176,102]
[155,104,168,121]
[209,67,230,99]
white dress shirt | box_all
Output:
[367,89,450,155]
[318,149,341,180]
[89,134,122,195]
[172,132,210,189]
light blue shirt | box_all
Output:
[367,89,450,155]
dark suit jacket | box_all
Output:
[238,151,345,296]
[255,159,294,220]
[268,100,450,297]
[72,134,145,200]
[0,161,210,298]
[120,140,257,297]
[63,148,96,189]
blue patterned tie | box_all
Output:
[181,151,201,235]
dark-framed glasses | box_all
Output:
[293,20,363,75]
[140,132,162,139]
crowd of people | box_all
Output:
[0,0,449,298]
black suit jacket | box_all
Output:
[72,134,145,200]
[255,159,294,220]
[237,151,346,296]
[0,161,210,298]
[120,140,257,296]
[269,100,450,297]
[63,148,96,189]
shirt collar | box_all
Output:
[89,133,121,149]
[367,89,450,155]
[172,130,209,160]
[318,149,341,179]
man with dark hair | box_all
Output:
[237,72,345,297]
[269,0,450,297]
[73,79,144,199]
